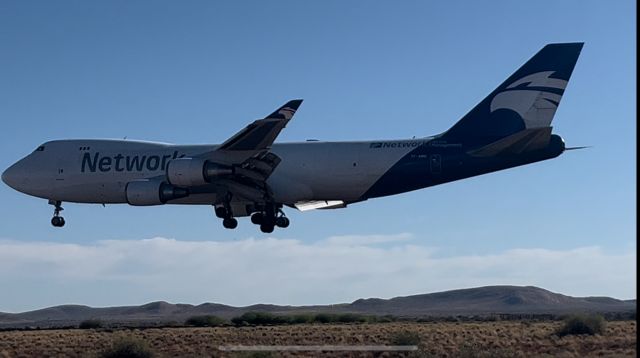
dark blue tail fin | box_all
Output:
[440,43,583,148]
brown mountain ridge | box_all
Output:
[0,285,634,329]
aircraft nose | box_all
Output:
[2,162,25,191]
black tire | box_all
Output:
[215,206,228,219]
[51,217,60,227]
[260,223,274,233]
[223,218,238,229]
[275,217,290,228]
[59,217,65,227]
[251,213,263,225]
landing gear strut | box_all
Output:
[49,200,65,227]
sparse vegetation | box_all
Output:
[389,330,421,346]
[312,313,333,324]
[185,315,227,327]
[79,319,103,329]
[234,353,275,358]
[556,313,606,337]
[231,312,290,325]
[335,313,368,323]
[0,320,635,357]
[290,313,314,324]
[100,337,154,358]
[458,342,518,358]
[229,311,382,326]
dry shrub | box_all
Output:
[556,314,606,337]
[100,337,154,358]
[389,330,421,345]
[79,319,103,329]
[185,315,227,327]
[458,342,519,358]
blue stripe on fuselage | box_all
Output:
[362,135,566,200]
[362,143,451,199]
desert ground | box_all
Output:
[0,321,636,357]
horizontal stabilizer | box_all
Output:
[565,146,591,151]
[467,127,552,157]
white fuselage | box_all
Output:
[4,138,433,207]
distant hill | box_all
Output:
[348,286,635,315]
[0,286,635,329]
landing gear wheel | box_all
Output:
[215,206,228,219]
[260,223,274,233]
[222,217,238,229]
[251,213,264,225]
[275,216,290,228]
[51,216,65,227]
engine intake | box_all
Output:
[126,180,189,206]
[166,157,234,187]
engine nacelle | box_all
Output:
[126,180,189,206]
[166,157,234,187]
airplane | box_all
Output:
[2,42,584,233]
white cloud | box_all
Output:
[0,235,635,313]
[322,233,414,246]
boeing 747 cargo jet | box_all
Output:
[2,43,584,233]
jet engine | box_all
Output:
[166,158,234,187]
[126,179,189,206]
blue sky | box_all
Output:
[0,1,635,312]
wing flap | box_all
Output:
[294,200,346,211]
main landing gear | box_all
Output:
[251,206,289,233]
[215,205,238,230]
[215,202,290,233]
[49,200,65,227]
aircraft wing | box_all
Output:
[196,100,303,204]
[207,99,303,165]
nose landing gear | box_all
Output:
[49,200,65,227]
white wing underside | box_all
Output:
[294,200,346,211]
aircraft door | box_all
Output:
[54,158,67,187]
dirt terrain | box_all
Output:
[0,321,635,357]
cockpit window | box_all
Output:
[35,146,45,152]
